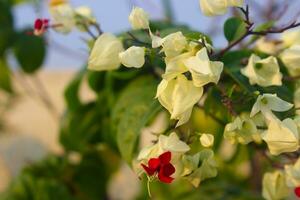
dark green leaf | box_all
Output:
[13,30,46,73]
[112,76,161,163]
[224,17,247,42]
[64,70,84,111]
[0,59,13,93]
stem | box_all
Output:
[147,176,152,198]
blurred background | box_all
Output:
[1,0,300,199]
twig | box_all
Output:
[126,32,151,46]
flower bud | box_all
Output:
[128,7,149,30]
[119,46,145,68]
[280,45,300,76]
[200,133,214,147]
[49,3,75,34]
[88,33,124,71]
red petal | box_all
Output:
[34,19,43,30]
[148,158,160,170]
[159,151,171,164]
[141,164,156,176]
[162,163,175,176]
[158,168,174,184]
[295,187,300,197]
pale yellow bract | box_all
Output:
[119,46,145,68]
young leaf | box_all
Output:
[224,17,247,42]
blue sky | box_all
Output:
[12,0,300,70]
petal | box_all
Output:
[141,164,156,176]
[162,163,176,176]
[158,164,175,184]
[159,151,171,164]
[148,158,160,170]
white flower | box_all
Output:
[137,132,190,162]
[224,116,258,145]
[156,75,204,127]
[280,45,300,76]
[199,0,243,17]
[88,33,124,71]
[284,158,300,188]
[74,6,96,31]
[119,46,145,68]
[262,170,289,200]
[250,93,293,122]
[200,134,214,147]
[281,29,300,47]
[262,118,299,155]
[128,7,149,30]
[49,3,75,34]
[183,48,223,87]
[241,54,282,87]
[255,37,283,55]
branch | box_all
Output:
[215,6,300,58]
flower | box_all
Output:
[280,45,300,76]
[183,48,223,87]
[224,116,258,145]
[281,29,300,47]
[141,151,176,183]
[200,133,214,147]
[199,0,243,17]
[33,18,49,36]
[88,33,124,71]
[137,132,190,162]
[250,93,293,122]
[128,7,149,30]
[284,158,300,188]
[262,118,299,155]
[49,2,76,34]
[255,37,283,55]
[262,170,289,200]
[156,75,204,127]
[74,6,96,31]
[49,0,66,7]
[295,187,300,198]
[241,54,282,87]
[119,46,145,68]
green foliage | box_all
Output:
[224,17,247,42]
[0,59,13,93]
[112,76,161,163]
[13,30,46,73]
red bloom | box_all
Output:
[295,186,300,198]
[141,151,175,184]
[33,18,49,36]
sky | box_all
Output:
[12,0,300,70]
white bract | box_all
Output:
[49,3,75,34]
[281,29,300,47]
[262,118,299,155]
[241,54,282,87]
[119,46,145,68]
[88,33,124,71]
[284,158,300,188]
[128,7,149,30]
[262,171,289,200]
[280,45,300,77]
[156,75,204,127]
[199,0,244,16]
[250,94,293,122]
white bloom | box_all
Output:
[183,48,223,87]
[281,29,300,47]
[241,54,282,87]
[199,0,243,17]
[284,158,300,188]
[224,116,258,145]
[262,171,289,200]
[280,45,300,76]
[128,7,149,30]
[119,46,145,68]
[262,118,299,155]
[255,38,282,55]
[88,33,124,71]
[49,3,75,34]
[156,75,204,127]
[250,93,293,122]
[200,134,214,147]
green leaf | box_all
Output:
[0,58,13,93]
[0,1,14,56]
[112,76,161,163]
[64,70,84,111]
[224,17,247,42]
[13,30,46,73]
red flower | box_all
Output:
[33,18,49,36]
[295,186,300,198]
[141,151,175,184]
